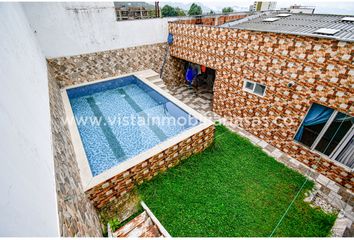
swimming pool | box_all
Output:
[62,70,214,192]
[67,75,199,176]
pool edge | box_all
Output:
[61,69,215,209]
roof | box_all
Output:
[223,13,354,42]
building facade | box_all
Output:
[289,5,315,14]
[251,1,277,12]
[168,20,354,190]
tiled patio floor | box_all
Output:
[167,85,213,113]
[150,77,354,237]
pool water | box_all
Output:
[67,75,199,176]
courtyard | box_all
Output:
[138,124,336,237]
[2,2,353,237]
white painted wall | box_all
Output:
[0,3,59,237]
[23,2,177,58]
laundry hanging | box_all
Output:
[185,68,194,84]
[185,65,197,85]
[201,65,206,73]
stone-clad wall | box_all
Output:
[86,125,215,209]
[168,23,354,189]
[48,68,102,237]
[174,13,248,26]
[48,43,185,87]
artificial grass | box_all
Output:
[138,124,336,237]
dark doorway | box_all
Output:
[184,61,216,92]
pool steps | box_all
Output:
[145,75,167,90]
[137,70,166,89]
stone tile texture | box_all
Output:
[48,34,354,236]
[175,13,248,26]
[48,68,102,237]
[162,81,354,237]
[168,22,354,190]
[48,43,185,87]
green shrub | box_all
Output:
[108,218,121,232]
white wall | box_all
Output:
[0,3,59,237]
[23,2,177,58]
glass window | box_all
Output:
[254,84,266,96]
[294,103,334,147]
[294,103,354,168]
[314,112,353,156]
[336,137,354,168]
[245,81,254,90]
[243,80,266,97]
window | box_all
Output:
[245,81,254,90]
[294,103,354,168]
[243,80,266,97]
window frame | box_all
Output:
[242,80,267,97]
[331,126,354,160]
[293,103,354,170]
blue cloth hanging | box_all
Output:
[295,103,334,141]
[185,66,197,85]
[167,33,173,45]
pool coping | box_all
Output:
[61,69,214,191]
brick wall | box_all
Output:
[48,67,102,237]
[168,23,354,189]
[86,125,215,209]
[48,43,185,87]
[174,13,248,26]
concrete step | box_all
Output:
[135,69,160,80]
[112,210,162,238]
[111,201,171,238]
[150,78,164,84]
[155,81,166,87]
[113,211,148,237]
[140,225,161,237]
[125,215,155,237]
[146,75,161,82]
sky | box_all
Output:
[157,0,354,15]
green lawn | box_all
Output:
[138,124,336,237]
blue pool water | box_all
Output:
[67,75,199,176]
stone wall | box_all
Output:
[86,125,215,209]
[174,13,248,26]
[47,43,185,87]
[168,22,354,190]
[48,68,102,237]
